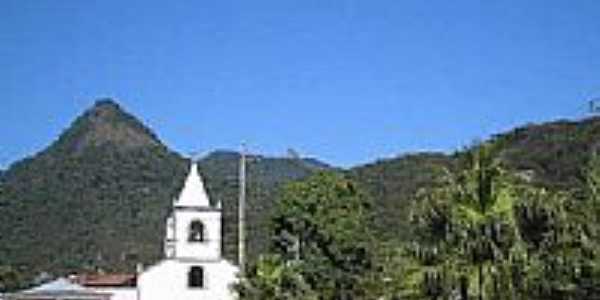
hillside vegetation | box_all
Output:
[241,141,600,299]
[1,100,599,288]
[351,116,600,242]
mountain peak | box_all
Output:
[50,99,162,154]
[85,98,133,126]
[92,98,122,111]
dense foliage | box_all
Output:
[238,172,375,300]
[240,142,600,299]
[351,117,600,251]
[403,142,600,299]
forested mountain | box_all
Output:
[351,116,600,243]
[0,100,327,281]
[349,152,456,241]
[494,117,600,189]
[2,99,599,285]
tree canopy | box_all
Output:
[239,172,375,300]
[405,142,600,299]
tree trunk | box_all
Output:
[479,263,483,300]
[460,275,469,300]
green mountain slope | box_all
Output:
[348,152,455,241]
[350,116,600,242]
[0,100,326,280]
[494,117,600,188]
[0,100,185,277]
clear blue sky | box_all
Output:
[2,1,599,168]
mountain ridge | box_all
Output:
[2,99,599,285]
[350,115,600,243]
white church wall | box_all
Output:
[138,260,237,300]
[90,288,137,300]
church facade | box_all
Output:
[137,162,238,300]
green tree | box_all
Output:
[517,152,600,299]
[240,172,375,300]
[273,172,375,299]
[0,265,24,292]
[408,142,600,299]
[409,142,533,299]
[236,255,318,300]
[358,242,426,300]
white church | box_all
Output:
[7,162,239,300]
[138,161,239,300]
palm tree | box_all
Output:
[450,142,519,300]
[410,144,600,299]
[411,142,525,300]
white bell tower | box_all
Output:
[164,162,222,261]
[139,160,238,300]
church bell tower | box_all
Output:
[164,162,222,261]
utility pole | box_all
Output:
[287,148,302,261]
[589,98,600,114]
[238,143,247,274]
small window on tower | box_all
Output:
[188,266,204,288]
[188,220,205,242]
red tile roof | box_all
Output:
[72,274,137,287]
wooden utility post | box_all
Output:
[238,143,247,274]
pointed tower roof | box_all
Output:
[175,162,211,208]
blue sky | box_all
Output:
[1,1,599,168]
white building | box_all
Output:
[136,162,238,300]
